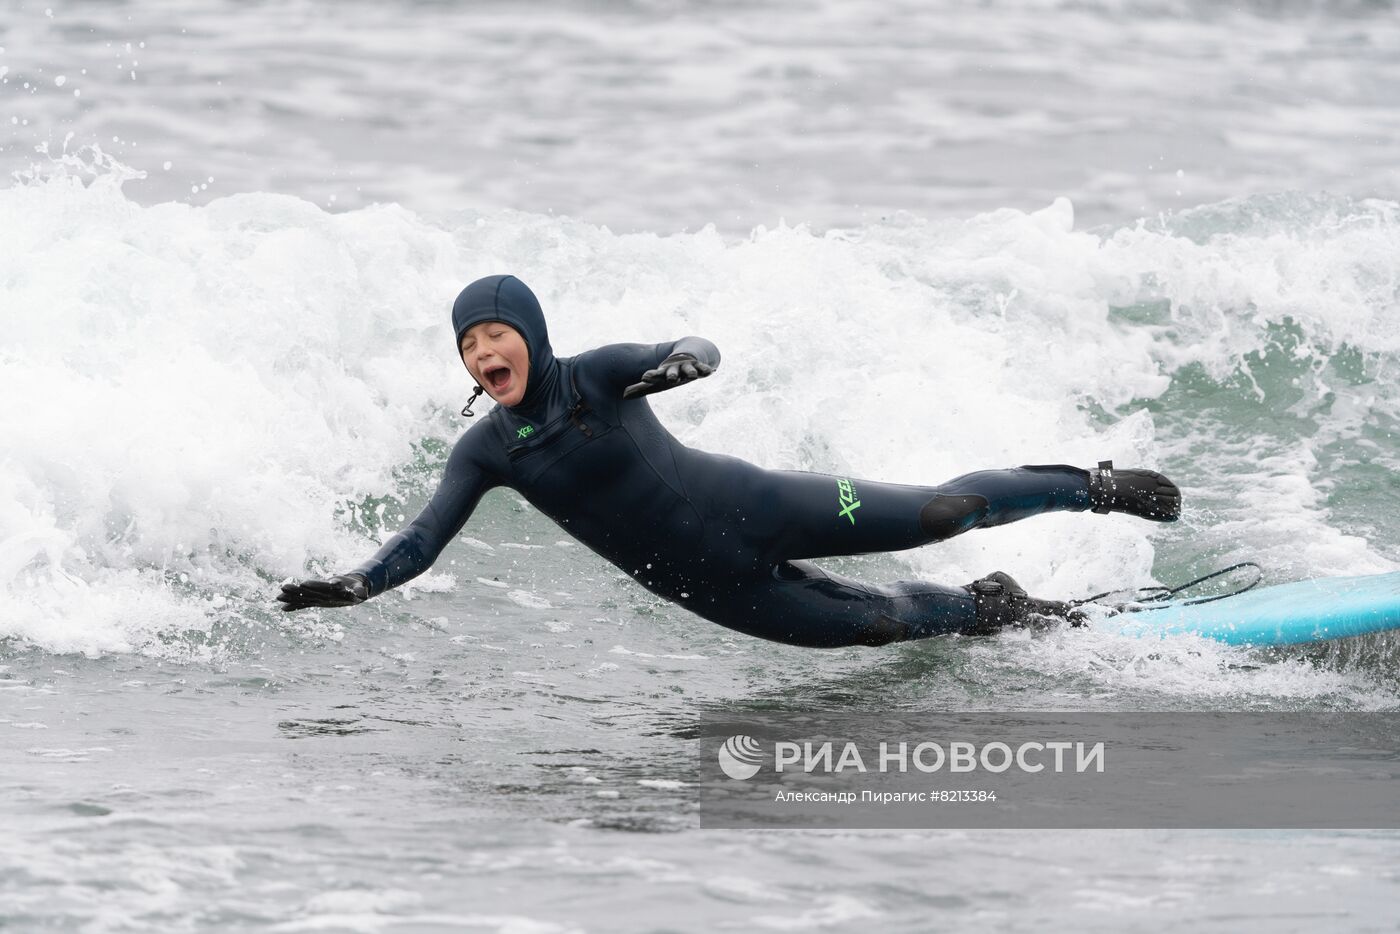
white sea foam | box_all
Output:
[3,150,1398,659]
[975,624,1400,708]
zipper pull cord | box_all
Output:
[461,385,485,418]
[568,401,594,437]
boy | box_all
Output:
[278,275,1179,645]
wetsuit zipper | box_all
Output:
[568,400,594,437]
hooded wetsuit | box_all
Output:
[352,275,1095,647]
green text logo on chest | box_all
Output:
[516,425,535,439]
[836,478,861,525]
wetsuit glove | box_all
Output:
[623,352,714,399]
[276,573,369,612]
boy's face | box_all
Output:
[460,321,530,407]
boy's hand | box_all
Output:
[623,353,715,399]
[276,573,369,612]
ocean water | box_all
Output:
[4,1,1400,931]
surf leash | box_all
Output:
[1069,561,1264,617]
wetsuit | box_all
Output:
[349,275,1108,648]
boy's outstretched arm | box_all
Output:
[579,337,720,399]
[276,422,502,612]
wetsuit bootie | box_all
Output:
[965,571,1074,635]
[1087,460,1181,522]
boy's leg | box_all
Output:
[929,462,1180,533]
[695,560,1070,648]
[918,464,1091,541]
[758,465,1091,562]
[695,560,975,647]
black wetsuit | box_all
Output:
[352,275,1095,647]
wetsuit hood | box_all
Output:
[451,274,558,412]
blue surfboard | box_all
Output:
[1093,571,1400,646]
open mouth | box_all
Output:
[483,365,512,393]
